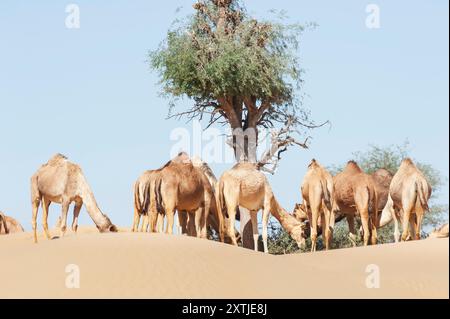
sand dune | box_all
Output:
[0,227,448,299]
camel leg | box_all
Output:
[157,213,164,233]
[262,205,270,254]
[360,210,371,246]
[187,212,197,237]
[415,211,423,240]
[322,206,332,250]
[32,198,41,243]
[309,201,320,253]
[409,214,417,240]
[72,201,82,233]
[389,204,401,243]
[226,203,238,246]
[60,201,70,238]
[178,211,188,235]
[139,214,149,232]
[132,205,140,232]
[249,211,259,252]
[401,207,412,242]
[201,202,210,239]
[165,208,175,235]
[41,198,52,240]
[194,208,203,238]
[370,218,378,245]
[347,214,357,247]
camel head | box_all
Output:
[96,214,118,233]
[291,204,309,248]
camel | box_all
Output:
[333,161,379,246]
[300,159,335,251]
[294,168,392,248]
[132,169,162,233]
[0,212,24,234]
[154,152,209,237]
[382,158,432,242]
[217,162,274,253]
[31,154,117,243]
[186,157,224,241]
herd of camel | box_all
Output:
[0,152,449,253]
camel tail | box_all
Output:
[416,180,429,212]
[217,179,227,218]
[155,176,165,215]
[133,181,142,214]
[321,180,332,212]
[367,186,375,216]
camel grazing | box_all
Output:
[334,161,379,246]
[300,159,335,251]
[0,212,24,234]
[383,158,432,242]
[31,154,117,243]
[154,152,209,237]
[217,162,273,253]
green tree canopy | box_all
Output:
[150,0,323,169]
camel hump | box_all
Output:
[308,159,319,168]
[345,160,363,173]
[47,153,68,165]
[402,158,414,165]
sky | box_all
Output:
[0,0,448,231]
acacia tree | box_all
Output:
[150,0,324,248]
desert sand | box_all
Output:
[0,227,448,299]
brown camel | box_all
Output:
[31,154,117,243]
[300,159,335,251]
[384,158,432,242]
[154,153,209,237]
[217,162,274,253]
[334,161,379,246]
[185,157,224,241]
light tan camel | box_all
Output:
[154,153,208,237]
[0,212,24,234]
[31,154,117,243]
[334,161,379,246]
[132,169,162,233]
[382,158,432,242]
[217,162,273,253]
[300,159,335,251]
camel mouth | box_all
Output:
[109,224,118,232]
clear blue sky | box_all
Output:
[0,1,448,231]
